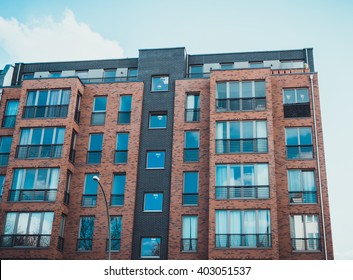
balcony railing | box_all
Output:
[292,238,321,251]
[91,112,106,125]
[74,110,81,124]
[22,105,69,118]
[86,151,102,164]
[185,109,200,122]
[110,194,124,206]
[118,111,131,124]
[215,234,272,248]
[69,149,76,163]
[8,189,57,202]
[0,234,51,248]
[77,238,93,251]
[0,153,10,166]
[216,97,266,112]
[2,115,17,128]
[57,236,64,251]
[80,76,137,83]
[184,148,199,162]
[181,238,198,252]
[216,138,268,154]
[106,238,121,251]
[186,73,210,78]
[284,103,311,118]
[215,185,270,200]
[289,191,317,203]
[182,193,198,206]
[115,150,128,164]
[286,145,314,159]
[81,194,97,207]
[16,144,63,159]
[64,191,70,205]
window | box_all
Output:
[249,61,264,68]
[185,94,200,122]
[0,212,54,248]
[57,214,66,251]
[285,127,313,159]
[104,69,116,82]
[115,133,129,164]
[216,210,271,248]
[283,88,310,118]
[9,168,60,202]
[189,65,203,78]
[220,63,233,70]
[141,237,161,258]
[0,136,12,166]
[149,112,167,129]
[184,131,199,162]
[111,174,125,206]
[77,216,95,251]
[2,100,19,128]
[146,151,165,169]
[291,215,320,251]
[144,193,163,212]
[22,73,34,80]
[0,175,5,201]
[74,92,82,123]
[181,216,198,252]
[216,81,266,111]
[128,68,138,80]
[91,96,107,125]
[118,95,132,124]
[16,127,65,159]
[64,171,71,205]
[183,172,198,206]
[151,76,169,91]
[280,61,304,69]
[109,216,122,251]
[87,134,103,164]
[76,70,88,80]
[23,89,70,118]
[216,121,267,153]
[49,72,61,78]
[69,130,77,163]
[288,170,317,203]
[82,174,98,207]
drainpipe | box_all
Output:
[309,74,328,260]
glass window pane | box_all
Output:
[152,76,169,91]
[54,128,65,144]
[229,82,240,98]
[186,95,200,109]
[255,81,266,97]
[286,128,298,145]
[229,122,240,139]
[288,170,301,191]
[184,172,198,193]
[24,169,35,189]
[230,165,241,186]
[242,122,254,138]
[284,89,296,104]
[5,100,19,115]
[110,216,122,239]
[89,134,103,150]
[17,213,30,234]
[120,96,132,111]
[84,174,99,194]
[93,96,107,112]
[0,136,12,152]
[185,131,199,148]
[79,217,95,239]
[146,151,165,169]
[190,65,203,78]
[31,129,42,145]
[257,164,269,185]
[4,213,17,234]
[141,237,161,258]
[112,174,126,194]
[149,114,167,128]
[242,82,252,98]
[297,89,309,103]
[128,68,137,77]
[37,91,48,106]
[28,213,41,234]
[299,128,312,145]
[36,169,48,189]
[42,128,54,144]
[144,193,163,212]
[42,212,54,234]
[243,165,255,186]
[26,91,36,106]
[216,83,227,99]
[116,133,129,150]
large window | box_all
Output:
[216,164,269,199]
[77,216,95,251]
[216,81,266,112]
[115,133,129,164]
[69,130,77,163]
[216,121,267,154]
[146,151,165,169]
[290,215,320,251]
[151,76,169,92]
[17,127,65,159]
[2,100,19,128]
[185,94,200,122]
[23,89,70,118]
[189,65,203,78]
[144,193,163,212]
[127,68,138,80]
[57,214,66,251]
[288,170,317,203]
[103,69,116,82]
[9,168,60,202]
[141,237,161,258]
[181,216,198,252]
[111,174,125,206]
[82,174,98,207]
[74,92,82,123]
[215,210,271,248]
[283,88,310,118]
[87,134,103,164]
[285,127,313,159]
[149,112,167,129]
[0,175,5,201]
[109,216,122,251]
[183,172,198,206]
[0,136,12,166]
[91,96,107,125]
[184,131,199,162]
[118,95,132,124]
[0,212,54,248]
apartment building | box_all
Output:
[0,47,333,259]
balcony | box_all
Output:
[181,238,198,252]
[22,105,69,119]
[110,194,124,206]
[81,194,97,207]
[86,151,102,164]
[284,103,311,118]
[186,73,210,78]
[0,234,51,248]
[216,138,268,154]
[215,234,272,248]
[64,191,70,205]
[118,111,131,124]
[215,185,270,200]
[289,191,317,204]
[1,115,17,128]
[182,193,198,206]
[286,145,314,159]
[292,238,321,251]
[106,238,121,251]
[115,150,128,164]
[185,109,200,122]
[57,236,64,251]
[91,112,106,125]
[0,153,10,166]
[216,97,266,112]
[8,189,57,202]
[80,76,137,84]
[184,148,199,162]
[16,144,63,159]
[77,238,93,251]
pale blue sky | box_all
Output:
[0,0,352,259]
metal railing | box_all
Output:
[215,234,272,248]
[292,238,321,251]
[91,112,106,125]
[8,189,57,202]
[186,73,210,78]
[184,148,199,162]
[284,102,310,118]
[0,234,51,248]
[289,191,317,203]
[106,238,121,251]
[69,149,76,163]
[74,110,81,124]
[77,238,93,251]
[181,238,198,252]
[110,194,124,206]
[286,145,314,159]
[81,194,97,207]
[215,185,270,199]
[64,191,70,205]
[87,151,102,164]
[80,76,137,83]
[115,150,128,164]
[216,138,268,154]
[118,111,131,124]
[57,236,64,251]
[0,153,10,166]
[1,115,17,128]
[182,193,198,205]
[16,144,63,159]
[216,97,266,112]
[22,105,69,118]
[185,109,200,122]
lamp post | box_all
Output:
[93,176,111,260]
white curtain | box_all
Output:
[55,128,65,144]
[216,166,228,186]
[20,129,30,145]
[182,216,197,239]
[244,211,256,246]
[258,210,270,234]
[302,171,315,192]
[26,91,36,106]
[49,90,60,105]
[216,211,228,247]
[186,95,195,109]
[6,101,19,115]
[49,168,60,190]
[257,164,269,185]
[12,169,24,190]
[288,170,301,191]
[61,90,71,105]
[229,211,241,247]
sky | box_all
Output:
[0,0,352,259]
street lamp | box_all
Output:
[93,176,111,260]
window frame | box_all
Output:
[148,112,167,129]
[151,75,169,92]
[140,237,161,259]
[146,151,166,170]
[143,192,163,212]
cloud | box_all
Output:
[0,10,124,64]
